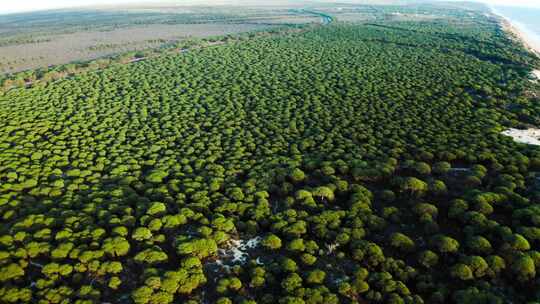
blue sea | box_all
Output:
[492,5,540,50]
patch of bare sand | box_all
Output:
[532,70,540,81]
[502,128,540,146]
[0,23,273,73]
[496,15,540,57]
[491,11,540,84]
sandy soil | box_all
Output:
[492,12,540,84]
[0,23,274,73]
[332,13,375,22]
[496,15,540,57]
[214,236,261,268]
[502,128,540,145]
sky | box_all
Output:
[477,0,540,7]
[1,0,539,15]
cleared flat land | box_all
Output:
[0,24,273,73]
[0,2,464,74]
[0,7,320,73]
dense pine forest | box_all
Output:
[1,3,540,304]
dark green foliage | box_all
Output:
[282,273,303,293]
[450,264,474,280]
[305,269,326,284]
[418,250,439,268]
[0,3,539,304]
[176,238,218,259]
[389,232,416,252]
[433,162,451,174]
[431,235,460,254]
[512,255,536,281]
[134,246,168,265]
[262,234,282,250]
[466,235,492,254]
[289,168,306,183]
[145,170,169,184]
[0,264,24,282]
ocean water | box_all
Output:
[492,5,540,49]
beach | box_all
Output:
[505,18,540,80]
[491,7,540,146]
[489,6,540,58]
[500,18,540,59]
[490,7,540,82]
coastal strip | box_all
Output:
[489,7,540,55]
[490,6,540,146]
[489,7,540,79]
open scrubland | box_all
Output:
[0,6,321,73]
[0,23,274,74]
[1,2,540,304]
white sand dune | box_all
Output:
[502,128,540,145]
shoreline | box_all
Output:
[489,6,540,81]
[488,6,540,58]
[490,6,540,146]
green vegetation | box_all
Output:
[0,3,540,304]
[0,24,309,92]
[0,5,323,75]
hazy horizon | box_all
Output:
[2,0,540,15]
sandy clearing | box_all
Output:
[0,23,273,73]
[502,128,540,146]
[215,236,262,266]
